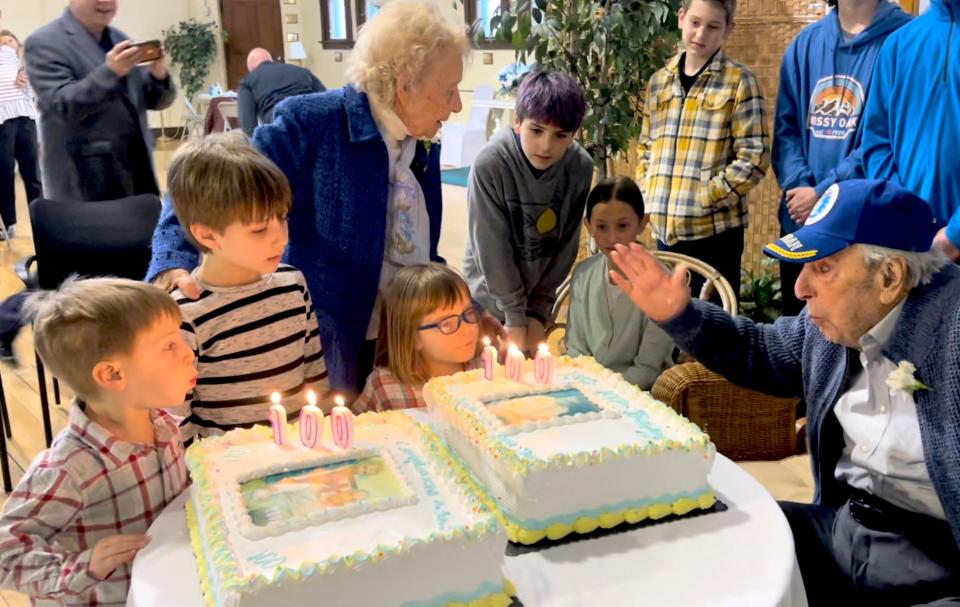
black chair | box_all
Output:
[15,194,162,455]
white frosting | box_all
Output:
[188,416,507,607]
[426,357,716,530]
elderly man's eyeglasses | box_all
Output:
[417,304,482,335]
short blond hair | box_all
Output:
[385,264,471,384]
[29,277,181,401]
[347,0,469,109]
[166,131,292,253]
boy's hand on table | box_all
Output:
[524,318,546,355]
[89,534,151,580]
[502,326,526,359]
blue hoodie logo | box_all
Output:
[808,75,865,140]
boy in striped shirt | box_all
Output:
[165,132,329,440]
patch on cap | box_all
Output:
[805,183,840,226]
[764,233,819,260]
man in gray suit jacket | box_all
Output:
[24,0,176,202]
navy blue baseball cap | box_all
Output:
[763,180,939,264]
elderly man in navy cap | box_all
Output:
[609,179,959,606]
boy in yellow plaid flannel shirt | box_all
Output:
[637,0,769,301]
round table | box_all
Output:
[128,454,806,606]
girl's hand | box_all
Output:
[609,243,691,323]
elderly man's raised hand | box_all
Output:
[609,243,691,323]
[106,40,142,78]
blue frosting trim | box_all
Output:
[502,487,713,528]
[399,580,506,607]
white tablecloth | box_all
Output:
[128,454,806,607]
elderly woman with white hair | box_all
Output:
[147,0,470,393]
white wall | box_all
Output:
[919,0,930,13]
[0,0,516,128]
[0,0,228,128]
[284,1,515,126]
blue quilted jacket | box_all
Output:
[146,85,444,391]
[661,264,960,547]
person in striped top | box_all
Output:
[165,132,329,440]
[0,278,194,606]
[0,29,41,236]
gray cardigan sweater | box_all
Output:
[661,264,960,548]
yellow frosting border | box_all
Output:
[421,410,717,545]
[502,491,717,545]
[186,499,217,607]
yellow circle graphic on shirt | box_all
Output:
[536,209,558,234]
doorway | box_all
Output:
[219,0,284,90]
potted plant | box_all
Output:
[162,19,222,102]
[486,0,680,177]
[739,259,783,324]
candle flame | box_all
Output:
[271,392,281,405]
[334,394,345,408]
[482,336,491,347]
[508,343,521,354]
[306,389,317,407]
[538,343,550,354]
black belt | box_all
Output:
[847,489,949,537]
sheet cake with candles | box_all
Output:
[185,403,511,607]
[424,354,717,544]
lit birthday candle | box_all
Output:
[481,336,498,381]
[268,392,288,446]
[330,395,355,449]
[298,389,324,449]
[534,343,554,385]
[505,343,524,382]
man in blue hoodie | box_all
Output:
[863,0,960,261]
[772,0,910,315]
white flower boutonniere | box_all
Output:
[885,361,929,396]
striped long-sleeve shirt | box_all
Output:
[637,50,769,245]
[169,264,329,440]
[0,47,37,125]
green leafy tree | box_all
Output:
[162,19,222,102]
[486,0,680,177]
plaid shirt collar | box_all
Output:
[665,49,727,78]
[68,401,180,467]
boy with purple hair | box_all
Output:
[463,70,593,355]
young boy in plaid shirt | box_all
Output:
[0,278,195,606]
[638,0,769,301]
